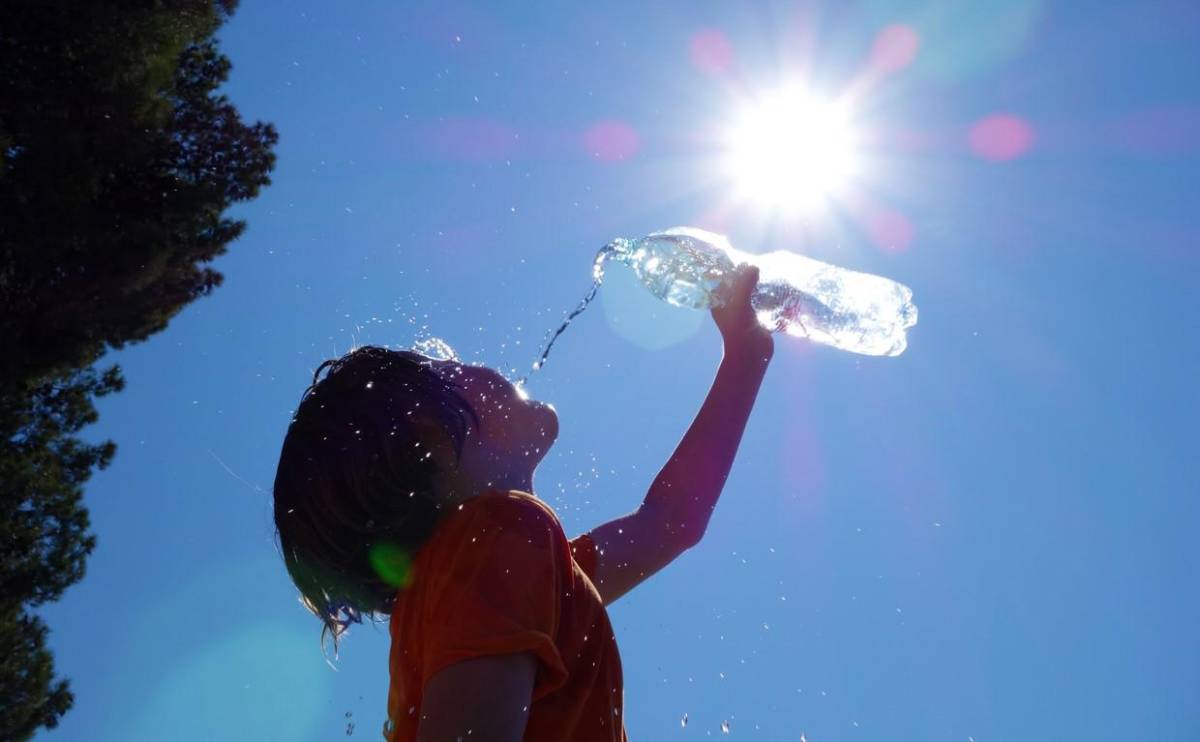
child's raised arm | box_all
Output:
[579,265,774,606]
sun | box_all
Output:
[723,86,859,214]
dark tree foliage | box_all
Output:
[0,1,277,737]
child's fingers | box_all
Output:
[713,264,759,328]
[743,264,759,289]
[734,264,759,303]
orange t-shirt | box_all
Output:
[384,489,627,741]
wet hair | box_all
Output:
[272,345,479,654]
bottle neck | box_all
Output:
[592,237,632,281]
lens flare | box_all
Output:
[870,24,920,73]
[583,119,640,162]
[369,542,414,588]
[969,114,1035,161]
[689,28,734,75]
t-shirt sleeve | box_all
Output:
[569,532,599,585]
[419,498,570,702]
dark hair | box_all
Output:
[272,345,479,654]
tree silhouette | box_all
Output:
[0,1,277,737]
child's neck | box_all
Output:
[440,464,535,509]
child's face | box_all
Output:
[425,357,559,471]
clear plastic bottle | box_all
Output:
[595,226,918,356]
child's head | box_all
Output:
[272,345,558,648]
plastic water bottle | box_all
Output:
[518,226,919,386]
[596,226,918,356]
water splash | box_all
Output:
[515,240,623,387]
[412,336,459,361]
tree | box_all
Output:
[0,1,277,736]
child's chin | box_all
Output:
[529,402,559,443]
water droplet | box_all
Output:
[412,337,459,361]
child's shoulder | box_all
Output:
[422,491,575,587]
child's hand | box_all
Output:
[711,264,774,362]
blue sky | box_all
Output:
[40,0,1199,739]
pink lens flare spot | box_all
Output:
[431,117,519,163]
[969,114,1036,161]
[689,28,734,75]
[870,24,920,73]
[691,206,732,236]
[583,120,640,162]
[866,206,914,253]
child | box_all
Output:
[273,265,773,741]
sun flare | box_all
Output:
[724,87,859,214]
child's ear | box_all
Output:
[405,418,467,468]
